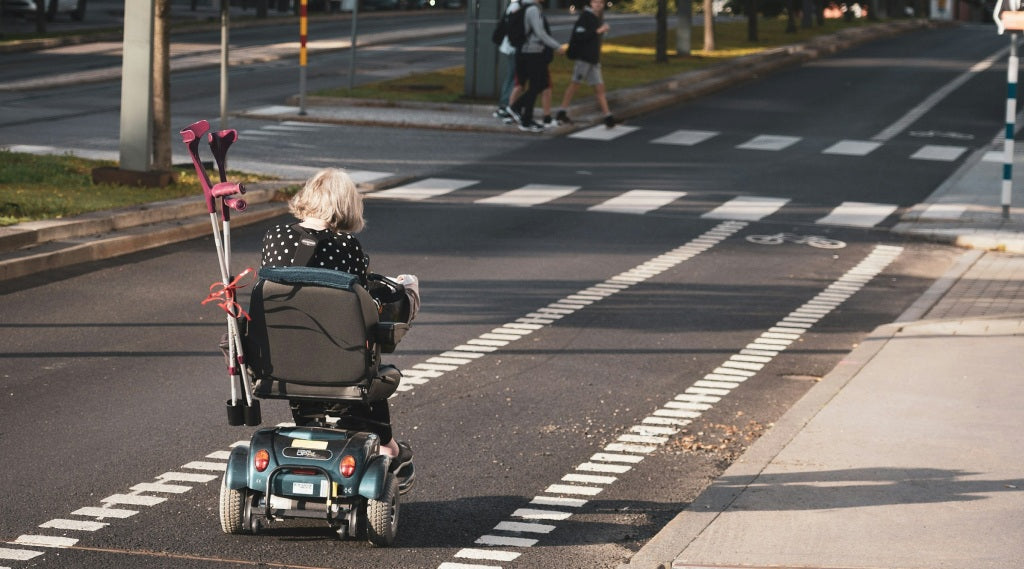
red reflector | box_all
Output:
[254,449,270,472]
[290,468,318,476]
[340,455,356,478]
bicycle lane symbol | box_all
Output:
[745,233,847,249]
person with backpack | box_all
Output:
[492,0,521,123]
[505,0,566,133]
[556,0,614,128]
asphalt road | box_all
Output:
[0,17,1007,569]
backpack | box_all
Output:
[491,17,507,45]
[506,5,528,50]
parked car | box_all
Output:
[2,0,85,20]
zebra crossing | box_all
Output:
[237,119,974,166]
[570,124,973,162]
[369,177,902,228]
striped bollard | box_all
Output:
[299,0,308,116]
[1004,32,1018,219]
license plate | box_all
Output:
[292,482,314,495]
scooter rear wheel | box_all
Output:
[366,473,399,546]
[218,477,249,534]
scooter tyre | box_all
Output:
[366,473,399,547]
[218,477,249,535]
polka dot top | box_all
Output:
[260,223,369,280]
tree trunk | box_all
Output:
[152,0,172,173]
[747,0,758,41]
[703,0,715,52]
[675,0,692,55]
[34,0,47,34]
[656,0,667,63]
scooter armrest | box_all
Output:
[373,322,409,353]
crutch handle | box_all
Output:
[224,198,247,212]
[211,181,244,197]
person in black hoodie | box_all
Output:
[506,0,566,133]
[556,0,615,128]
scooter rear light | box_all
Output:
[254,449,270,472]
[290,468,318,476]
[340,455,356,478]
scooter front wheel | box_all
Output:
[366,473,399,546]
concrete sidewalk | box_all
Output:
[621,248,1024,569]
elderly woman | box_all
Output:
[259,168,417,459]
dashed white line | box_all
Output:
[39,519,107,531]
[0,547,44,560]
[437,244,903,568]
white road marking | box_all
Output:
[921,203,967,219]
[569,124,639,140]
[371,177,478,200]
[911,144,968,161]
[736,134,801,151]
[438,245,903,568]
[702,196,789,221]
[101,494,166,507]
[588,189,686,215]
[39,519,107,531]
[0,547,44,561]
[182,461,227,471]
[822,139,881,156]
[871,47,1003,141]
[494,521,556,533]
[816,201,899,227]
[13,536,77,548]
[475,184,579,207]
[455,549,521,562]
[158,472,218,483]
[475,535,538,547]
[71,507,137,519]
[651,129,719,146]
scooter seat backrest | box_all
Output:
[245,267,380,400]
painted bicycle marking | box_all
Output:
[745,232,847,249]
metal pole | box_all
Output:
[348,0,358,90]
[1004,32,1018,219]
[220,0,230,130]
[299,0,308,116]
[118,0,155,173]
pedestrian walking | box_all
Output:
[506,0,566,133]
[493,0,521,124]
[556,0,615,128]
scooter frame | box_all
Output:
[180,120,407,545]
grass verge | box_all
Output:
[0,150,273,227]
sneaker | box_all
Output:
[493,107,510,120]
[604,114,616,128]
[505,105,522,125]
[517,119,544,133]
[556,110,572,125]
[542,115,555,128]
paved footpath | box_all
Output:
[621,248,1024,569]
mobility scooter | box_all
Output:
[180,120,414,546]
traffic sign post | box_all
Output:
[996,0,1022,219]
